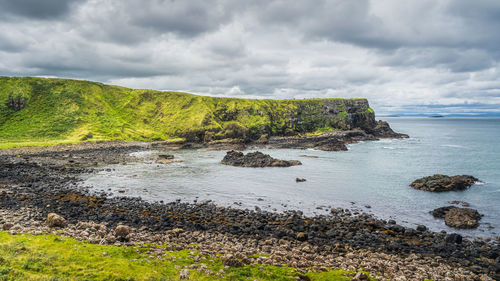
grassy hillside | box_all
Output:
[0,77,375,148]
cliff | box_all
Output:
[0,77,401,147]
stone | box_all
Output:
[158,154,174,160]
[296,178,306,182]
[296,232,308,242]
[179,269,190,279]
[221,150,301,167]
[351,272,369,280]
[416,225,427,232]
[410,174,479,192]
[445,233,463,244]
[1,222,14,230]
[221,254,242,267]
[445,207,483,229]
[46,213,67,228]
[114,225,132,239]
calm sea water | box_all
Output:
[82,118,500,238]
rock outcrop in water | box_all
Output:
[430,206,483,229]
[410,174,479,192]
[221,150,301,167]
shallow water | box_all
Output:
[82,118,500,238]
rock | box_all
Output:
[221,150,302,167]
[221,254,242,267]
[296,232,308,241]
[448,200,470,207]
[114,225,132,239]
[366,120,409,138]
[158,154,174,160]
[431,206,483,229]
[410,174,479,192]
[351,272,369,281]
[296,178,306,182]
[46,213,67,228]
[179,269,190,279]
[416,225,427,232]
[299,155,319,158]
[445,207,483,229]
[1,222,14,230]
[430,206,456,218]
[445,233,463,244]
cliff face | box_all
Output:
[0,77,400,147]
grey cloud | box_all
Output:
[380,48,495,72]
[0,0,83,20]
[0,0,499,115]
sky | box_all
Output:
[0,0,499,115]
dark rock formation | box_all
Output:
[221,150,301,167]
[365,120,409,138]
[431,206,483,229]
[411,174,479,192]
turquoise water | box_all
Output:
[83,118,500,238]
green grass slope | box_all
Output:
[0,77,375,148]
[0,231,374,280]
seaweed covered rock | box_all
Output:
[221,150,301,167]
[430,206,483,229]
[411,174,479,192]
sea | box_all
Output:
[82,117,500,238]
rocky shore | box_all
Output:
[0,142,498,280]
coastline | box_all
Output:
[1,141,498,280]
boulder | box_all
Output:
[296,178,306,182]
[114,225,132,239]
[410,174,479,192]
[221,150,301,167]
[431,206,483,229]
[46,213,67,228]
[445,207,483,229]
[221,254,242,267]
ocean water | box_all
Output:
[82,118,500,238]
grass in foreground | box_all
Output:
[0,231,371,281]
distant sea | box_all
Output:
[83,117,500,238]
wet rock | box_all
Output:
[445,233,463,244]
[448,200,471,207]
[221,150,301,167]
[410,174,479,192]
[114,225,132,239]
[46,213,67,228]
[416,225,427,232]
[296,178,306,182]
[445,207,483,229]
[158,154,174,160]
[431,206,483,228]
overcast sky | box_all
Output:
[1,0,499,115]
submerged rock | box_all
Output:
[431,206,483,229]
[221,150,301,167]
[410,174,479,192]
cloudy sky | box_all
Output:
[1,0,499,115]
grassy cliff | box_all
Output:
[0,77,376,148]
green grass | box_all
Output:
[0,231,369,280]
[0,77,374,148]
